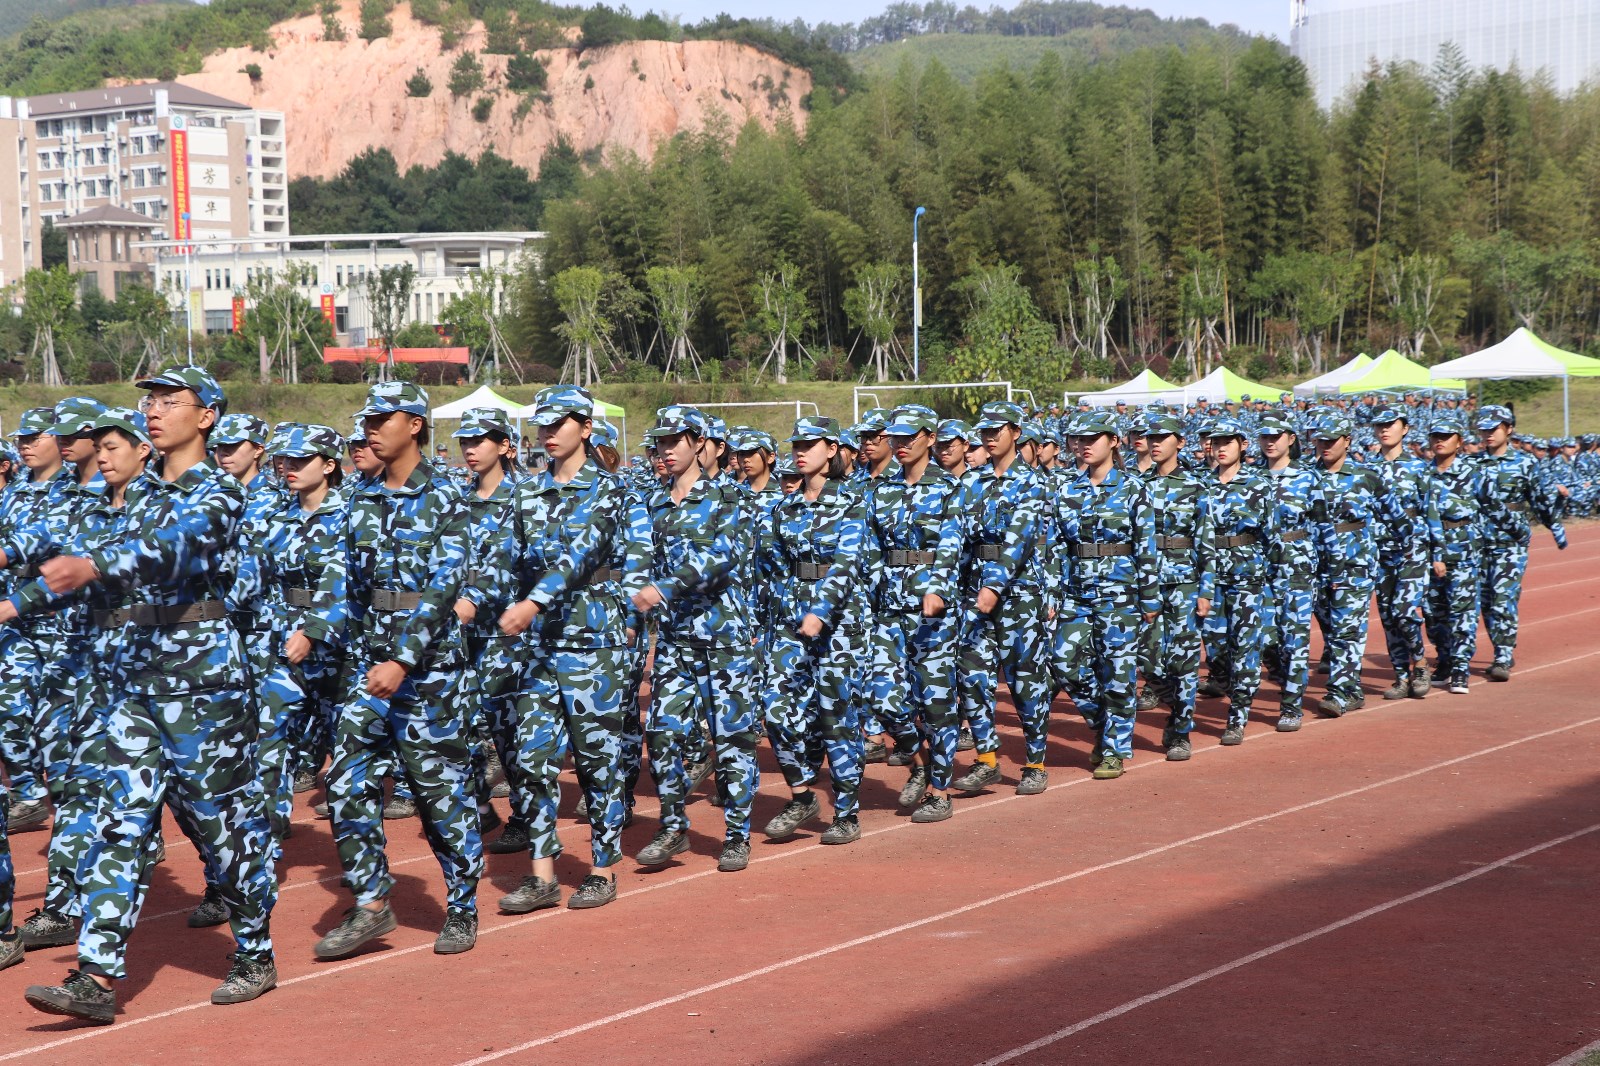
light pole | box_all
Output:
[912,205,925,382]
[181,210,193,363]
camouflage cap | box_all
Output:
[1203,416,1249,439]
[646,404,709,440]
[702,414,729,442]
[965,430,984,448]
[453,407,518,440]
[856,407,894,434]
[1312,413,1354,440]
[1070,411,1120,437]
[1369,404,1408,426]
[275,423,345,460]
[1257,415,1297,436]
[936,418,972,443]
[788,415,841,444]
[49,396,109,437]
[885,404,938,436]
[91,406,151,447]
[838,428,860,450]
[1018,422,1044,446]
[973,400,1027,430]
[775,455,799,476]
[732,428,776,453]
[1476,403,1515,429]
[137,364,227,414]
[529,384,594,426]
[359,380,429,419]
[265,421,302,456]
[347,414,369,446]
[1146,414,1185,437]
[212,413,269,447]
[590,419,619,449]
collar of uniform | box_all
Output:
[1075,465,1126,490]
[905,465,951,487]
[469,471,519,503]
[534,457,601,494]
[245,470,272,493]
[382,462,436,498]
[153,456,223,493]
[299,484,347,519]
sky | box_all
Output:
[661,0,1289,40]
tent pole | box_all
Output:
[1564,374,1570,436]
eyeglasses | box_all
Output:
[138,396,201,415]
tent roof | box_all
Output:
[431,385,523,420]
[1292,353,1372,397]
[1429,328,1600,380]
[1078,368,1182,406]
[1173,366,1275,403]
[1338,349,1465,393]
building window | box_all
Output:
[205,310,231,334]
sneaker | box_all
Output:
[909,793,953,823]
[861,740,888,764]
[819,816,861,845]
[434,908,478,955]
[19,908,76,950]
[1381,679,1410,700]
[382,796,417,820]
[291,768,317,794]
[897,768,930,809]
[1220,724,1245,746]
[188,886,231,929]
[1092,754,1124,780]
[484,748,505,792]
[1164,733,1192,762]
[313,903,398,960]
[1316,694,1351,718]
[499,875,561,914]
[312,800,331,819]
[487,820,530,855]
[1408,667,1432,699]
[491,780,511,799]
[762,794,821,841]
[25,970,115,1024]
[0,933,20,972]
[887,747,916,767]
[636,829,689,868]
[951,762,1001,794]
[1487,662,1511,682]
[718,837,751,872]
[478,806,502,835]
[151,835,166,865]
[1276,713,1303,733]
[210,954,276,1006]
[573,793,589,819]
[7,800,48,832]
[684,755,714,793]
[1016,767,1048,795]
[1135,688,1160,712]
[956,727,976,752]
[1448,673,1470,695]
[707,788,728,808]
[1197,676,1227,698]
[622,806,635,830]
[567,874,617,910]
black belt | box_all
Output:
[1333,520,1365,534]
[1155,536,1192,551]
[92,607,130,628]
[125,601,226,626]
[1442,517,1472,530]
[975,545,1007,561]
[887,550,936,567]
[1503,502,1527,513]
[284,587,317,608]
[1219,534,1259,548]
[230,611,264,633]
[587,567,624,585]
[794,562,829,581]
[1279,530,1308,543]
[370,588,423,612]
[1073,543,1133,558]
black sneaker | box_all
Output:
[956,727,976,752]
[313,903,398,960]
[7,800,49,832]
[862,740,888,764]
[434,908,478,955]
[19,908,76,950]
[1315,694,1350,718]
[567,875,617,910]
[487,820,530,855]
[188,886,231,929]
[1016,767,1048,795]
[25,970,115,1024]
[478,805,502,835]
[718,837,751,872]
[0,933,21,972]
[819,816,860,845]
[1196,676,1227,699]
[951,762,1001,794]
[1135,688,1160,712]
[1448,673,1470,695]
[499,875,560,914]
[291,768,317,794]
[382,796,417,820]
[211,954,276,1005]
[636,828,689,868]
[886,746,916,767]
[762,794,821,841]
[909,793,953,823]
[897,768,930,809]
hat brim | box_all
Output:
[884,421,929,436]
[1475,419,1507,430]
[972,418,1016,431]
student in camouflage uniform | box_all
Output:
[1423,414,1484,694]
[23,366,279,1023]
[949,401,1055,796]
[1473,404,1564,681]
[632,405,761,872]
[466,387,650,909]
[311,381,483,961]
[1368,406,1442,700]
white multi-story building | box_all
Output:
[0,82,287,295]
[1291,0,1600,109]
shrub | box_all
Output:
[406,68,432,97]
[358,0,391,40]
[448,50,484,97]
[505,52,547,92]
[472,95,494,122]
[240,63,263,81]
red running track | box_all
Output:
[1,525,1598,1065]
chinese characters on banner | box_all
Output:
[169,115,191,251]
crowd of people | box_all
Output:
[0,368,1588,1026]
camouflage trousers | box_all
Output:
[864,615,914,748]
[513,647,630,869]
[876,611,961,790]
[959,586,1054,766]
[1053,589,1143,756]
[1200,600,1232,687]
[1426,560,1481,678]
[35,638,105,919]
[620,640,647,812]
[1374,553,1428,675]
[0,627,54,806]
[1320,575,1374,701]
[248,634,342,845]
[1264,569,1314,715]
[1147,582,1203,734]
[78,686,277,978]
[0,786,9,935]
[327,664,483,912]
[768,630,866,818]
[1208,583,1266,727]
[1477,542,1529,666]
[647,643,758,841]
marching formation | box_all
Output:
[0,368,1588,1026]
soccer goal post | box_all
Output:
[852,381,1013,423]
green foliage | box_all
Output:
[240,61,262,79]
[392,320,444,346]
[481,6,516,53]
[505,50,547,93]
[405,67,432,97]
[447,49,483,97]
[319,1,345,42]
[471,94,493,121]
[39,219,67,270]
[357,0,390,41]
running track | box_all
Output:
[2,525,1598,1065]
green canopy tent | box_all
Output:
[1427,328,1600,435]
[1337,349,1466,393]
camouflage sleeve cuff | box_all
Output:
[87,547,122,586]
[300,616,335,645]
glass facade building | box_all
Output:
[1290,0,1600,109]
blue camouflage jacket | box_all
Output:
[1054,465,1161,615]
[643,472,752,648]
[756,479,871,634]
[862,465,965,613]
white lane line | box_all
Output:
[974,822,1600,1066]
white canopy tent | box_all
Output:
[1427,328,1600,435]
[1292,353,1372,397]
[1167,366,1276,404]
[1074,368,1183,407]
[430,384,524,420]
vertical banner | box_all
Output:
[189,288,204,332]
[231,295,245,332]
[320,283,336,327]
[169,114,191,249]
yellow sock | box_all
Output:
[1024,761,1045,770]
[977,751,998,767]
